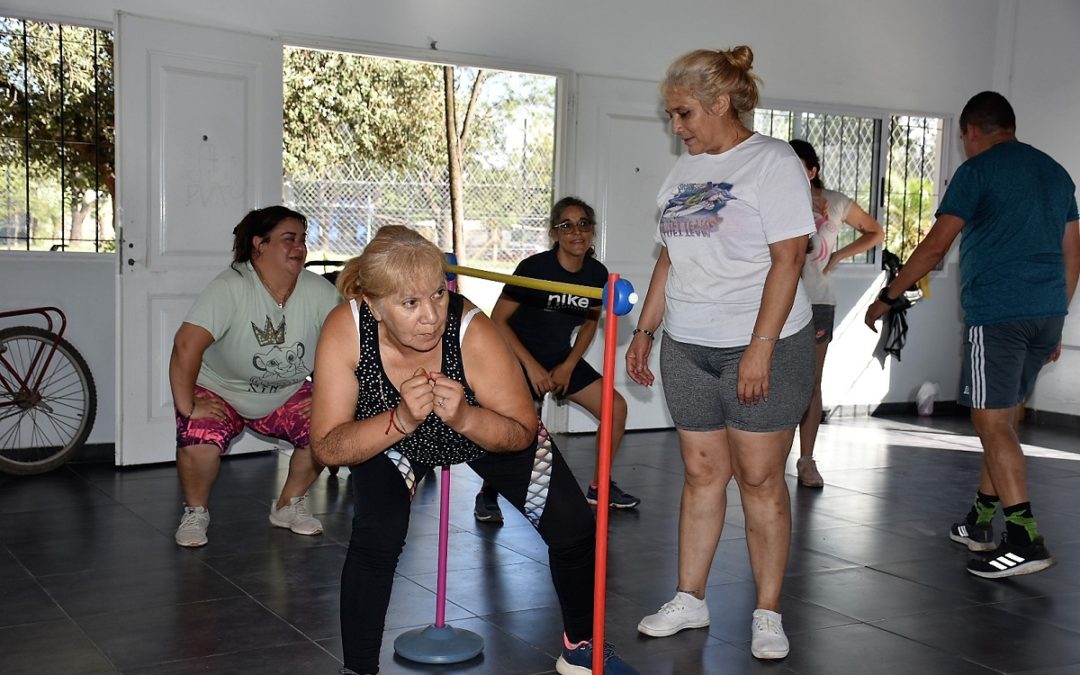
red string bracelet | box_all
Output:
[384,407,409,436]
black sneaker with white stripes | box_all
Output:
[949,520,995,552]
[966,534,1055,579]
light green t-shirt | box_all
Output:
[183,262,340,418]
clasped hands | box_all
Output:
[523,359,574,398]
[396,368,466,432]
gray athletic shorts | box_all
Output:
[660,322,815,432]
[811,304,835,344]
[959,316,1064,409]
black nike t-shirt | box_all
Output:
[504,248,609,361]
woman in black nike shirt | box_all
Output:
[474,197,638,523]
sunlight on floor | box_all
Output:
[813,420,1080,462]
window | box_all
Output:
[882,115,945,262]
[755,104,946,264]
[0,17,115,252]
[281,47,557,272]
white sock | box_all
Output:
[677,591,704,607]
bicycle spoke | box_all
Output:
[0,328,95,471]
[0,416,19,446]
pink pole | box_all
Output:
[435,265,459,629]
[591,273,619,673]
[435,464,452,627]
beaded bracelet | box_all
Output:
[632,327,655,340]
[751,333,779,341]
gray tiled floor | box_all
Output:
[1,414,1078,674]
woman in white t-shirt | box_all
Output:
[788,140,884,488]
[625,46,815,660]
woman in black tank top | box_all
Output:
[309,226,640,675]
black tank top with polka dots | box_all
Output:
[353,292,486,466]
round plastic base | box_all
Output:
[393,624,484,664]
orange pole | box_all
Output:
[591,273,619,673]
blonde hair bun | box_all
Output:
[724,45,754,72]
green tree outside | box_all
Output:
[282,47,556,266]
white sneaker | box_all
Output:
[751,608,789,659]
[269,495,323,535]
[175,506,209,547]
[637,591,710,637]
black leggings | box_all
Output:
[340,437,596,674]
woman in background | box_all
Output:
[170,206,338,548]
[787,139,884,488]
[474,196,637,524]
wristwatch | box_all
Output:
[877,287,903,307]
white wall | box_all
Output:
[0,254,116,444]
[4,0,998,114]
[1000,0,1080,417]
[822,262,966,409]
[6,0,1071,442]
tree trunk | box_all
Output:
[443,66,463,255]
[442,66,487,258]
[68,192,94,247]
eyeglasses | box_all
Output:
[554,219,595,233]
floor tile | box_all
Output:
[123,641,342,675]
[877,604,1080,672]
[0,619,120,673]
[1,414,1078,674]
[74,596,308,669]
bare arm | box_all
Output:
[310,303,414,466]
[490,293,553,396]
[450,305,537,452]
[551,308,599,395]
[169,322,220,419]
[739,234,807,404]
[566,310,599,366]
[824,202,885,273]
[864,214,964,331]
[625,246,670,387]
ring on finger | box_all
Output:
[438,397,445,407]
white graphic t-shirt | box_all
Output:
[656,133,814,348]
[801,188,854,305]
[184,262,340,418]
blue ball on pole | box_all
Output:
[601,278,638,316]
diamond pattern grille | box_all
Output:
[755,107,945,265]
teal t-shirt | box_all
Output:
[183,262,340,418]
[936,141,1078,326]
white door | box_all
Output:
[562,75,678,432]
[116,13,283,465]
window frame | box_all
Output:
[757,97,955,271]
[278,31,573,219]
[0,11,115,257]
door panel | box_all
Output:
[155,57,255,262]
[116,13,283,465]
[566,75,678,432]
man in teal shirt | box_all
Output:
[865,91,1080,578]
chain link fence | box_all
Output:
[286,155,553,271]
